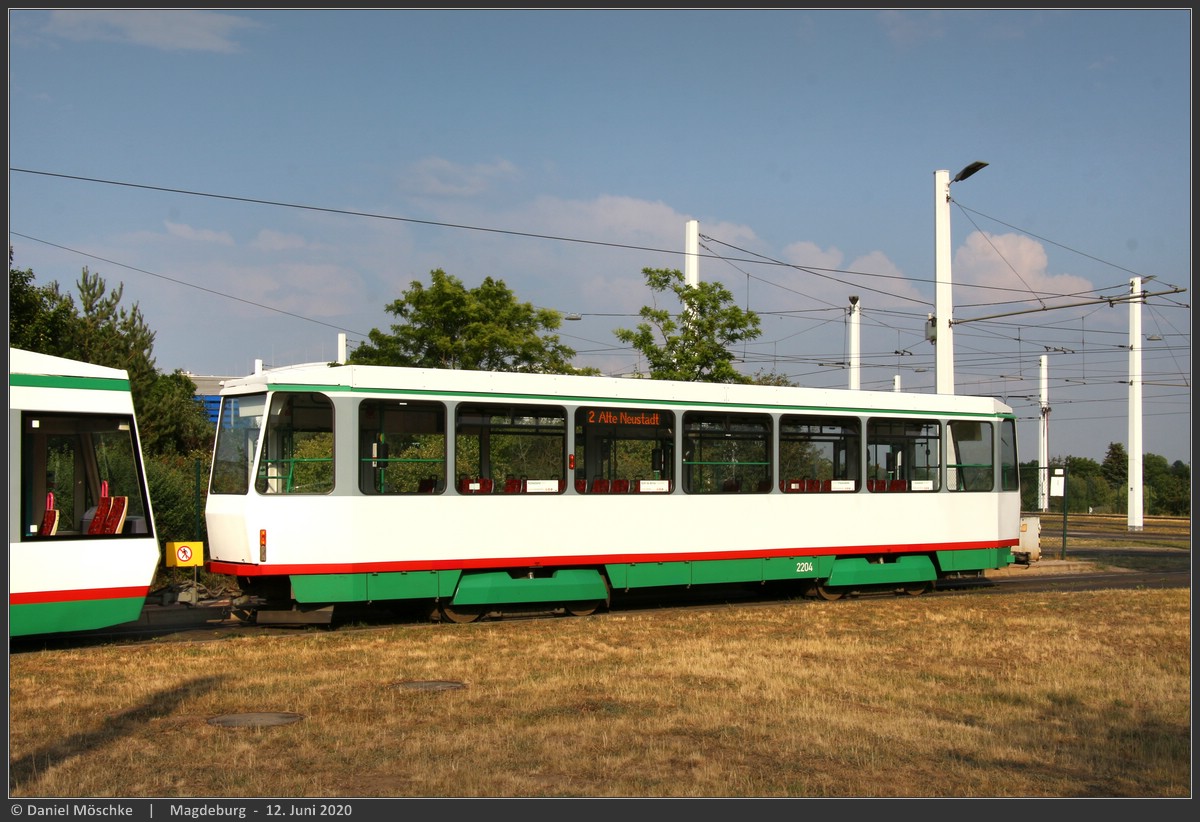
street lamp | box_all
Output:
[933,161,988,394]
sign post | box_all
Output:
[166,541,205,604]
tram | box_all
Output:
[204,359,1022,623]
[9,349,160,637]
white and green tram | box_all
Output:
[206,360,1022,622]
[9,349,160,637]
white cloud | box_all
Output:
[954,231,1096,304]
[876,10,947,48]
[164,221,234,245]
[781,240,844,272]
[251,229,310,252]
[400,157,521,198]
[44,9,259,53]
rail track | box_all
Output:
[10,547,1188,652]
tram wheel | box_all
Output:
[440,603,484,624]
[814,584,846,601]
[564,600,603,617]
[901,581,932,596]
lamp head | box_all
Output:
[952,161,989,184]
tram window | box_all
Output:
[574,407,675,493]
[359,400,446,494]
[21,412,150,538]
[866,418,941,492]
[455,403,566,493]
[255,392,334,495]
[948,420,994,492]
[999,419,1020,492]
[682,412,771,494]
[211,393,266,495]
[779,415,860,492]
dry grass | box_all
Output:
[8,587,1191,798]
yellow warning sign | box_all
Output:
[166,541,204,568]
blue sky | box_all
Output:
[8,9,1192,466]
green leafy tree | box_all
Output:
[10,255,76,354]
[350,269,596,374]
[1144,453,1190,516]
[1061,455,1115,513]
[615,268,762,383]
[1101,442,1128,491]
[9,261,212,458]
[750,369,794,386]
[140,369,216,457]
[71,267,159,391]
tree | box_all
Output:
[1101,442,1128,491]
[750,369,794,386]
[349,269,596,375]
[71,268,158,387]
[9,261,212,459]
[139,369,216,457]
[1144,453,1190,516]
[614,268,762,383]
[10,255,76,355]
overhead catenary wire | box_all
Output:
[10,167,1190,426]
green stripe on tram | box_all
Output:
[283,548,1013,609]
[10,374,131,392]
[9,597,145,637]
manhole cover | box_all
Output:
[207,712,305,728]
[394,680,466,691]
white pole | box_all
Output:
[685,220,700,289]
[848,296,861,390]
[1128,277,1144,531]
[933,169,955,395]
[893,375,901,392]
[338,332,347,364]
[1038,354,1049,512]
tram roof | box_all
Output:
[216,360,1014,416]
[9,348,130,381]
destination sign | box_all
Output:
[583,408,664,427]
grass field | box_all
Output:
[8,584,1191,798]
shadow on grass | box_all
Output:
[9,675,225,794]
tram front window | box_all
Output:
[211,393,266,495]
[21,412,149,537]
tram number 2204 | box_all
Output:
[795,561,815,574]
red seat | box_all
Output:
[590,478,609,494]
[39,492,59,536]
[611,479,629,494]
[889,479,908,492]
[88,495,113,534]
[575,479,587,493]
[103,496,128,534]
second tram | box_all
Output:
[9,349,160,637]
